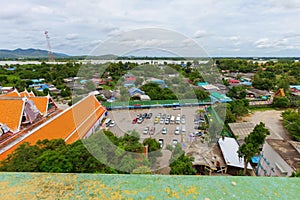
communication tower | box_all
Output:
[44,31,55,62]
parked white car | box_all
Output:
[174,126,180,135]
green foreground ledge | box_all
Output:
[0,173,299,199]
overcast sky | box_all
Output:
[1,0,300,57]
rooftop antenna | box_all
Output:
[44,31,55,62]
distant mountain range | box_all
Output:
[0,48,69,59]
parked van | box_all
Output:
[181,125,186,133]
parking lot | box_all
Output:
[106,106,207,149]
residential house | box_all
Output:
[128,87,145,97]
[200,84,220,93]
[290,85,300,96]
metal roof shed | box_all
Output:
[218,137,252,169]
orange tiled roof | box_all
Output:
[29,91,35,97]
[0,89,20,97]
[0,98,25,132]
[0,95,106,160]
[20,90,30,97]
[28,97,49,116]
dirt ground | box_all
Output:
[240,110,291,140]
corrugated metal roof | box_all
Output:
[218,137,252,169]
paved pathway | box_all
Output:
[243,110,291,140]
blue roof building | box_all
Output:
[150,78,165,85]
[241,81,252,86]
[197,82,209,86]
[29,83,49,92]
[290,85,300,91]
[128,87,145,97]
[124,83,136,88]
[31,79,42,84]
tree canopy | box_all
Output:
[237,122,270,175]
[0,130,162,174]
[282,109,300,141]
[169,144,196,175]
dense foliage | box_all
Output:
[228,99,249,117]
[0,62,80,90]
[169,144,196,175]
[140,83,177,100]
[282,109,300,141]
[227,85,247,99]
[0,130,161,174]
[272,96,291,108]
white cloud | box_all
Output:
[254,38,272,48]
[0,0,299,56]
[30,5,53,14]
[65,33,78,40]
[193,30,210,38]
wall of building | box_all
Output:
[83,113,106,139]
[257,143,294,177]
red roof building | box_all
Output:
[229,79,240,84]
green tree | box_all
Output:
[272,96,291,108]
[291,164,300,177]
[169,154,196,175]
[135,77,144,86]
[60,87,71,97]
[227,85,247,99]
[119,86,129,101]
[229,99,249,117]
[194,89,210,100]
[282,109,300,141]
[143,138,162,165]
[38,150,72,173]
[0,142,42,172]
[169,144,196,175]
[238,122,270,175]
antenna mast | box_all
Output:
[44,31,55,62]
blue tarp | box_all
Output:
[251,155,260,164]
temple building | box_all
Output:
[0,89,106,160]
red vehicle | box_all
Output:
[132,118,137,124]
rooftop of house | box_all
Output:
[228,122,256,142]
[186,142,226,170]
[0,173,298,199]
[266,139,300,171]
[246,88,270,96]
[218,137,252,169]
[201,84,220,91]
[290,85,300,91]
